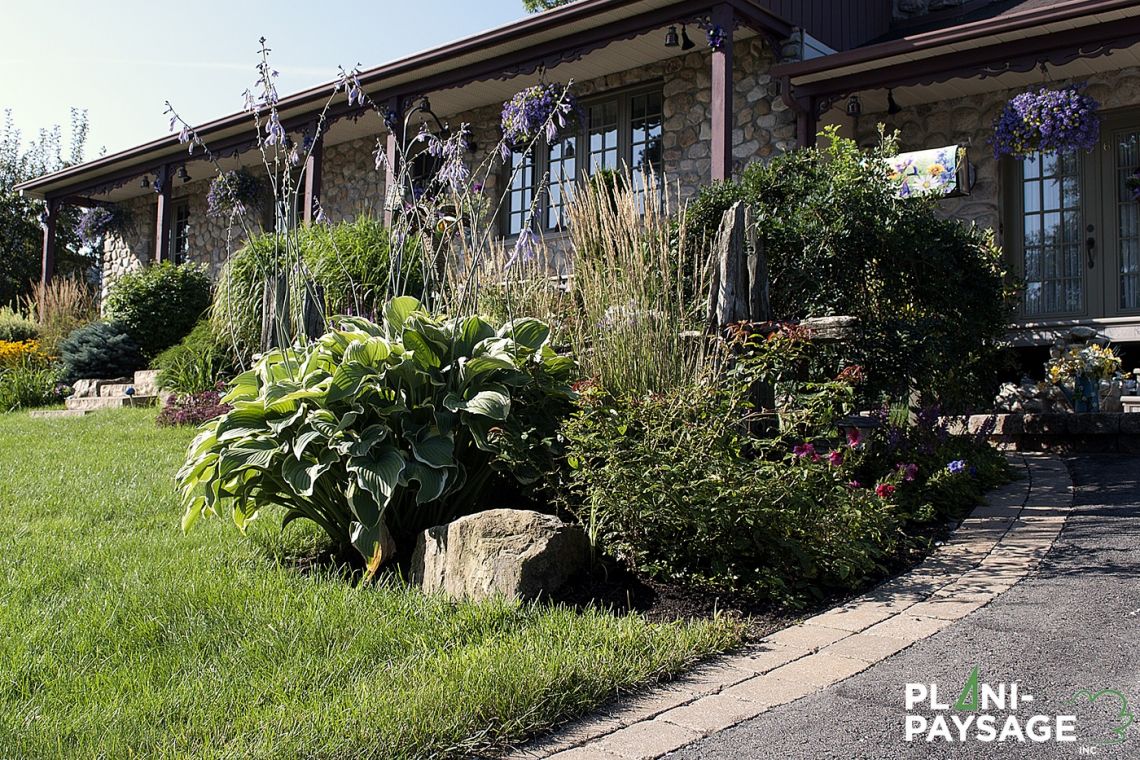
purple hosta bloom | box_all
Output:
[264,110,286,146]
[242,89,256,113]
[793,443,820,462]
[338,66,365,107]
[500,82,580,159]
[428,125,472,193]
[506,227,538,269]
[947,459,968,475]
[898,462,919,482]
[991,85,1100,159]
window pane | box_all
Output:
[548,136,577,230]
[588,100,620,172]
[507,151,535,237]
[1020,151,1082,316]
[1116,130,1140,310]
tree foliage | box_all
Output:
[0,108,93,307]
[522,0,572,12]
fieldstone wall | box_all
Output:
[321,135,388,223]
[854,65,1140,239]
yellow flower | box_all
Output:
[928,163,946,176]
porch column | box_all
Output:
[40,197,60,287]
[710,3,735,182]
[154,165,172,264]
[303,131,324,225]
[797,97,818,149]
[383,97,404,228]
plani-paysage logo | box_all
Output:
[905,667,1134,748]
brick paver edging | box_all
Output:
[510,453,1072,760]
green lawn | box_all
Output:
[0,409,737,759]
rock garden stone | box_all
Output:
[410,509,589,602]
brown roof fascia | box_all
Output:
[772,0,1140,82]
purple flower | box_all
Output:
[207,169,262,218]
[264,111,286,146]
[992,85,1100,159]
[898,462,918,482]
[506,227,537,268]
[827,449,844,467]
[500,83,580,159]
[947,459,968,475]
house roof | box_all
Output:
[774,0,1140,99]
[16,0,791,201]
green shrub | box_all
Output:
[152,319,237,394]
[0,307,39,342]
[104,263,212,360]
[0,354,63,412]
[58,321,144,382]
[179,297,576,569]
[212,216,425,365]
[687,128,1014,411]
[563,383,900,603]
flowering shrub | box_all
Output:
[156,386,232,427]
[991,85,1100,159]
[500,83,579,159]
[76,205,132,247]
[0,339,48,368]
[206,168,263,218]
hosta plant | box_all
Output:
[178,297,576,571]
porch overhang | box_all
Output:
[774,0,1140,142]
[14,0,792,203]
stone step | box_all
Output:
[99,383,137,398]
[65,395,159,411]
[134,369,161,396]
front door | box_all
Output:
[1010,111,1140,326]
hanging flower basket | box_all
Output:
[207,168,263,218]
[991,85,1100,160]
[499,82,579,160]
[76,204,132,247]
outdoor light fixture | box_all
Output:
[680,25,696,51]
[887,89,903,116]
[139,176,150,189]
[665,26,679,48]
[178,166,191,183]
[846,95,863,118]
[564,140,576,159]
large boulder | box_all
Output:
[410,509,589,602]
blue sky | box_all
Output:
[1,0,528,157]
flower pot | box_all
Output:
[1073,376,1100,413]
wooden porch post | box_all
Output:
[154,166,172,264]
[710,3,735,182]
[40,197,60,287]
[383,97,404,228]
[303,131,324,225]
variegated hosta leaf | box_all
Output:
[177,297,572,570]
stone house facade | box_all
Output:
[18,0,1140,350]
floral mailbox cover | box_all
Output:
[888,145,970,199]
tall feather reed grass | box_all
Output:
[566,172,711,396]
[21,277,97,354]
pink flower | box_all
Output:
[847,480,863,489]
[846,427,863,448]
[793,443,820,462]
[827,449,844,467]
[898,463,918,482]
[875,483,896,499]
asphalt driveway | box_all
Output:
[673,455,1140,760]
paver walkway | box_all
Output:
[512,453,1124,759]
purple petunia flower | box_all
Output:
[947,459,968,475]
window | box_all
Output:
[503,85,664,236]
[1017,152,1084,316]
[171,201,190,265]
